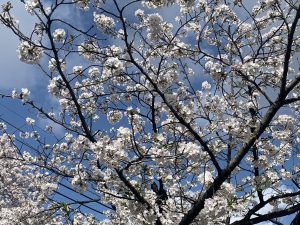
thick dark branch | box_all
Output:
[232,203,300,225]
[179,6,300,224]
[115,169,163,225]
[248,87,264,203]
[269,219,283,225]
[291,211,300,225]
[115,169,150,206]
[179,99,283,225]
[151,95,158,133]
[252,145,264,203]
[281,6,300,95]
[284,96,300,105]
[44,18,96,143]
[233,190,300,224]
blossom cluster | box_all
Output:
[1,0,300,224]
[53,28,66,42]
[94,12,115,31]
[17,41,43,64]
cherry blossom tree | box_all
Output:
[1,0,300,224]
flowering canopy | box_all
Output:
[1,0,300,224]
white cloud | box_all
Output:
[0,1,38,90]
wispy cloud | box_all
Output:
[0,1,38,90]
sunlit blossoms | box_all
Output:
[16,88,31,101]
[88,67,100,78]
[93,12,115,31]
[147,13,163,40]
[142,0,173,8]
[53,28,66,42]
[103,57,124,79]
[73,65,83,75]
[24,0,39,15]
[2,0,300,224]
[0,133,58,225]
[26,117,35,125]
[17,41,43,64]
[73,0,90,10]
[48,58,66,72]
[78,40,100,61]
[48,76,63,96]
[107,110,123,124]
[201,81,211,90]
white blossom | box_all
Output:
[147,13,163,40]
[73,66,83,75]
[107,110,123,124]
[0,122,6,130]
[202,81,211,90]
[17,41,43,64]
[48,58,66,72]
[78,40,100,61]
[2,1,300,224]
[21,88,30,100]
[73,0,90,10]
[135,9,144,18]
[53,28,66,42]
[88,67,100,78]
[94,12,115,31]
[26,117,35,125]
[25,0,39,15]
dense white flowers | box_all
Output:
[21,88,30,100]
[202,81,211,90]
[102,57,124,79]
[204,60,223,80]
[88,67,100,78]
[53,28,66,42]
[107,110,123,124]
[94,12,115,31]
[73,0,90,10]
[142,0,173,8]
[25,0,39,15]
[135,9,144,18]
[0,134,58,224]
[78,40,100,61]
[147,13,163,40]
[2,0,300,224]
[73,213,95,225]
[71,174,88,192]
[17,41,43,64]
[198,171,214,185]
[48,76,63,95]
[48,58,66,72]
[73,65,83,75]
[26,117,35,125]
[202,196,228,223]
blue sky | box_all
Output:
[0,1,42,136]
[0,1,38,89]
